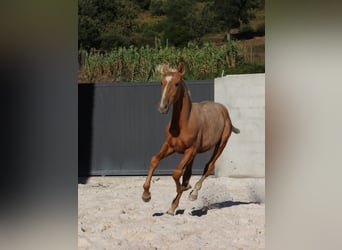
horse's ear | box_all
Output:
[178,61,185,75]
[162,64,169,75]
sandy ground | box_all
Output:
[78,176,265,250]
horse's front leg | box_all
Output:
[181,158,194,191]
[167,149,195,215]
[142,142,174,202]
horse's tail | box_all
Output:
[232,125,240,134]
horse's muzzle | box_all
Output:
[159,104,169,114]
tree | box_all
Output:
[150,0,166,16]
[134,0,151,10]
[78,0,139,50]
[198,1,219,34]
[161,0,198,46]
[211,0,260,33]
[78,0,103,50]
[99,0,139,49]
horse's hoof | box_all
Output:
[142,193,151,202]
[188,191,198,201]
[142,196,151,202]
[166,210,175,216]
[182,184,192,191]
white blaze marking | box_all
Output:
[165,76,172,84]
[160,76,172,108]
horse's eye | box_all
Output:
[175,83,179,87]
[160,82,163,85]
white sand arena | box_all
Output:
[78,176,265,249]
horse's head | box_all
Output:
[159,62,185,114]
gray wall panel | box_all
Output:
[79,80,214,176]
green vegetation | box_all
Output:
[78,0,265,82]
[78,42,264,83]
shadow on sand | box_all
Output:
[152,200,260,217]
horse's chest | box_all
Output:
[166,133,195,153]
[168,138,185,152]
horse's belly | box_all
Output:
[168,137,217,154]
[198,141,217,153]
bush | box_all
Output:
[240,23,254,33]
[255,22,265,35]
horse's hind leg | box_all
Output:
[142,142,174,202]
[189,125,231,201]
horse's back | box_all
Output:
[196,101,229,122]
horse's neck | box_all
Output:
[170,82,192,136]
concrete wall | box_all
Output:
[214,74,265,178]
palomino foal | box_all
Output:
[142,62,240,215]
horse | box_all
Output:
[142,62,240,215]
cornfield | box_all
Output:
[78,42,264,83]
